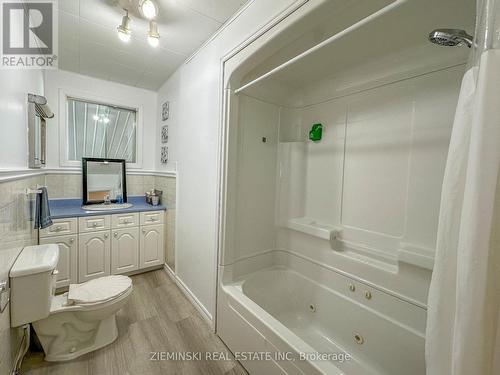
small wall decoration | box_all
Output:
[160,146,169,164]
[162,101,169,121]
[161,125,169,143]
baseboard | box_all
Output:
[163,264,213,328]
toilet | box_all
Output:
[9,244,133,362]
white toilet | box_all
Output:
[9,244,133,361]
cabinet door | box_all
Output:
[111,227,139,275]
[140,224,164,269]
[40,235,77,288]
[78,231,111,282]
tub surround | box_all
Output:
[49,196,166,219]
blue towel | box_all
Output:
[34,187,53,229]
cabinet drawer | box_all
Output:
[140,211,164,226]
[40,218,77,238]
[112,213,139,229]
[78,215,111,233]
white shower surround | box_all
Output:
[218,0,475,374]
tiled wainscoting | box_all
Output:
[0,172,176,374]
[154,176,176,271]
[0,175,43,375]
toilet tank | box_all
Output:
[9,244,59,327]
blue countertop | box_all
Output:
[49,196,166,219]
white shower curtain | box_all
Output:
[425,0,500,373]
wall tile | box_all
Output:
[0,175,40,374]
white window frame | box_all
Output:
[59,88,144,169]
[59,88,143,169]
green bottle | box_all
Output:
[309,123,323,142]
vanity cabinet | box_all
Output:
[41,210,165,287]
[40,234,78,288]
[78,231,111,282]
[111,227,140,274]
[140,224,164,268]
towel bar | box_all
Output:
[25,184,47,195]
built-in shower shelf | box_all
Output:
[286,217,340,240]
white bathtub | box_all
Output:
[217,250,426,375]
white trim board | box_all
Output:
[0,168,177,183]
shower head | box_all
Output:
[428,29,474,48]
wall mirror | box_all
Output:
[82,158,127,205]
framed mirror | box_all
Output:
[82,158,127,205]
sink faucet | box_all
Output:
[104,195,111,205]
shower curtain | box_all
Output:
[426,1,500,374]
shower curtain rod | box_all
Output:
[234,0,409,95]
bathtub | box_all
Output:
[217,250,426,375]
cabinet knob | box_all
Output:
[124,220,130,224]
[69,238,74,243]
[114,232,118,237]
[92,222,98,227]
[149,217,156,222]
[56,226,62,231]
[104,233,109,239]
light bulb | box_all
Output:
[93,114,99,121]
[118,30,131,42]
[141,0,157,20]
[117,11,131,42]
[147,20,160,48]
[148,35,159,47]
[103,117,110,124]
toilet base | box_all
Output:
[34,313,119,362]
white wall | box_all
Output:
[44,69,158,171]
[156,0,301,320]
[0,70,45,170]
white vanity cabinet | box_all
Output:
[40,218,78,288]
[78,230,111,282]
[140,224,164,268]
[111,227,140,274]
[40,210,165,287]
[40,234,78,288]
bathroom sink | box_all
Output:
[82,203,133,211]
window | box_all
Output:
[67,98,137,163]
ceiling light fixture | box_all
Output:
[147,21,160,47]
[117,10,131,42]
[140,0,158,20]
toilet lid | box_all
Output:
[68,275,132,305]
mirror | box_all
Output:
[82,158,127,205]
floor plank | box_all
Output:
[21,270,247,375]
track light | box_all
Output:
[147,21,160,47]
[140,0,158,20]
[117,10,131,42]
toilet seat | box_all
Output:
[67,275,132,306]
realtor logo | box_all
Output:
[1,0,58,69]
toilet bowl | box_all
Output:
[9,244,133,361]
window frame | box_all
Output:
[59,88,143,169]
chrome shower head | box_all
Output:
[428,29,473,48]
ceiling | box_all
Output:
[58,0,247,91]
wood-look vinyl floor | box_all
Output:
[21,270,247,375]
